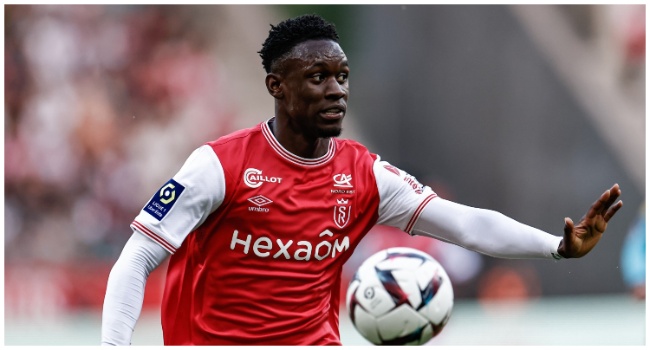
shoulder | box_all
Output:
[206,122,264,150]
[201,121,270,182]
[334,138,378,161]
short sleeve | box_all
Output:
[130,145,226,253]
[373,156,437,234]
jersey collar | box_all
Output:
[262,118,336,167]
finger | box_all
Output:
[604,200,623,222]
[586,189,611,219]
[563,217,574,238]
[587,184,622,219]
[601,184,622,212]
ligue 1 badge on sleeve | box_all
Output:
[144,179,186,221]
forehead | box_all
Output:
[285,39,347,66]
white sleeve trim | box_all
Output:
[412,197,563,259]
[373,156,438,232]
[101,231,170,345]
[132,144,226,253]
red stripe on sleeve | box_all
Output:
[404,194,437,234]
[131,220,177,254]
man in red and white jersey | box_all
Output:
[101,14,623,345]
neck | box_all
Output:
[270,118,330,159]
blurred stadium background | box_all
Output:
[3,4,646,346]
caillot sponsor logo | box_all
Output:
[244,168,283,188]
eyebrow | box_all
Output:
[309,59,349,69]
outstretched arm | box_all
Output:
[557,183,623,258]
[412,184,622,260]
[102,231,170,345]
[412,197,563,259]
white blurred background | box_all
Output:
[4,4,646,346]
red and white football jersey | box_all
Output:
[131,119,437,345]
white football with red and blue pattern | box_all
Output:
[346,247,454,345]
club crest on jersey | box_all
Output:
[144,179,185,221]
[244,168,283,188]
[383,164,401,176]
[334,198,352,229]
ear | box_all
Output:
[265,73,283,99]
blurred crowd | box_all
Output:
[5,5,240,315]
[5,5,235,265]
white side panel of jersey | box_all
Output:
[373,156,437,233]
[131,144,226,253]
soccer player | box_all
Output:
[101,14,623,345]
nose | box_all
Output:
[325,78,347,100]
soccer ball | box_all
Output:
[346,247,454,345]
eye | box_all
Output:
[311,73,324,82]
[337,73,348,83]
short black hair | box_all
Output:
[259,14,340,73]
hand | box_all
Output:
[557,184,623,258]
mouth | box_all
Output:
[320,106,346,120]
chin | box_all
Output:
[318,126,343,138]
